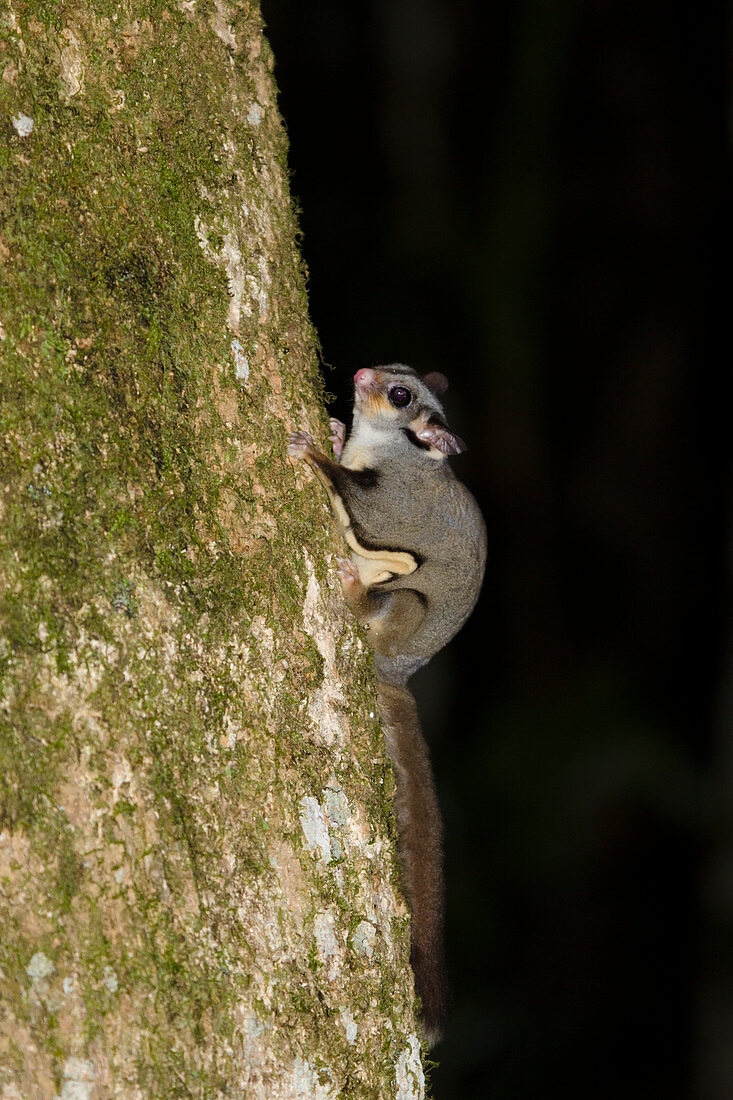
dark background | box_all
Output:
[263,2,732,1096]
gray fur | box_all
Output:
[340,364,486,685]
[287,364,486,1046]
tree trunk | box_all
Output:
[0,3,424,1096]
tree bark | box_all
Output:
[0,3,424,1096]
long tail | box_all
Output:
[378,681,449,1046]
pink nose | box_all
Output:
[354,368,376,387]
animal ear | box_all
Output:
[414,421,467,456]
[423,372,449,397]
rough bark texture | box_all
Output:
[0,3,424,1096]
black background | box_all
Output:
[263,2,732,1096]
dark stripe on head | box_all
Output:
[428,414,449,431]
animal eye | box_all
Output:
[389,386,412,408]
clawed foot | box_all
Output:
[287,430,316,462]
[336,557,363,597]
[329,418,346,459]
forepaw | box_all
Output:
[336,557,363,595]
[329,418,346,459]
[287,430,316,461]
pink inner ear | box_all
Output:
[423,372,449,397]
[415,422,467,455]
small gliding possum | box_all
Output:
[288,364,486,1045]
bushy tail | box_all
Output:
[378,681,449,1046]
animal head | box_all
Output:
[351,364,466,458]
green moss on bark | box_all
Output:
[0,2,422,1096]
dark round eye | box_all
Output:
[389,386,412,408]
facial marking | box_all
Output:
[358,390,394,417]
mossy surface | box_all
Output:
[0,2,423,1097]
